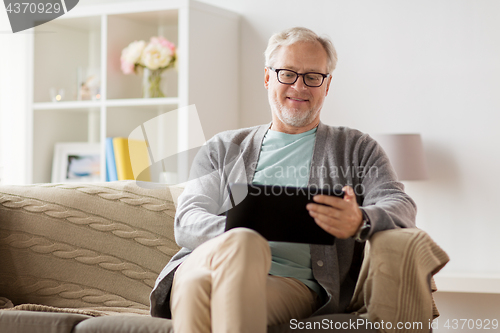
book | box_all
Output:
[112,137,151,181]
[113,137,133,180]
[105,138,118,181]
[128,138,151,181]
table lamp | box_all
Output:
[372,134,428,181]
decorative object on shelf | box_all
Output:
[142,67,164,98]
[49,88,65,102]
[121,36,177,98]
[51,143,101,183]
[77,67,101,101]
[372,133,428,181]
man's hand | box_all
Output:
[306,186,363,239]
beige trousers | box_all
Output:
[170,228,320,333]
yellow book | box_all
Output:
[129,138,151,181]
[112,138,151,181]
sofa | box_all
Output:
[0,181,449,333]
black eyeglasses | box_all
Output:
[268,67,330,87]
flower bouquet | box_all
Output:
[120,37,177,98]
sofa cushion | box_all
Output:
[74,315,173,333]
[0,310,91,333]
[0,181,181,312]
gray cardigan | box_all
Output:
[150,122,417,318]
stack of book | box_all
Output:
[106,137,151,181]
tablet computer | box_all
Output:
[225,183,344,245]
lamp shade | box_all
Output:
[372,134,428,181]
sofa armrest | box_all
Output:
[0,181,180,312]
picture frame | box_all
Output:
[51,143,101,183]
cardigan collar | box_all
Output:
[243,121,329,184]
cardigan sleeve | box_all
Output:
[173,138,248,250]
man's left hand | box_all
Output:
[306,186,363,239]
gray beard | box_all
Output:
[275,105,320,128]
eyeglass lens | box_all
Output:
[277,69,324,87]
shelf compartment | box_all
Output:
[33,109,100,183]
[33,17,101,103]
[107,9,179,100]
[106,105,178,183]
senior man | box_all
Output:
[151,27,418,332]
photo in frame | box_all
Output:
[51,143,101,183]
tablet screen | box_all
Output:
[225,183,344,245]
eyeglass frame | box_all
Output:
[268,67,331,87]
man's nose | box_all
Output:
[292,75,308,90]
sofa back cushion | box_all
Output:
[0,181,181,312]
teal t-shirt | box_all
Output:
[252,127,321,295]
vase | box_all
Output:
[142,68,165,98]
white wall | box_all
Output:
[196,0,500,323]
[194,0,500,275]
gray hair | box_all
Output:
[264,27,338,73]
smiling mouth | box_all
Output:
[287,97,308,102]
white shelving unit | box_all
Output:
[27,0,239,184]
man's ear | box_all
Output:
[324,75,333,96]
[264,67,270,90]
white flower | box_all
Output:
[141,42,173,70]
[121,40,146,65]
[120,37,177,74]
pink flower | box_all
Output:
[150,36,176,54]
[121,59,135,74]
[121,37,176,74]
